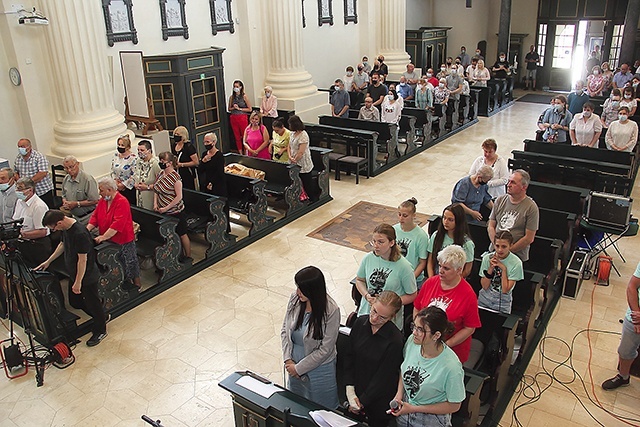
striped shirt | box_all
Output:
[153,170,183,214]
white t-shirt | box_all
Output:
[569,113,603,147]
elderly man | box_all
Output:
[61,156,99,219]
[613,63,634,89]
[445,64,465,130]
[13,178,51,267]
[396,76,414,100]
[352,63,370,93]
[488,170,539,261]
[330,79,351,118]
[14,138,55,208]
[38,210,108,347]
[358,97,380,122]
[403,63,420,88]
[0,168,18,223]
[451,165,495,222]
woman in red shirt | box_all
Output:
[413,245,481,363]
[88,177,140,291]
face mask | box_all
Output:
[624,94,632,99]
[117,146,126,154]
[417,84,423,90]
[357,67,363,72]
[500,57,506,61]
[619,114,628,122]
[103,195,112,201]
[582,111,592,118]
[204,144,214,150]
[174,135,182,143]
[378,58,384,63]
[455,61,461,65]
[446,61,452,65]
[18,147,28,156]
[634,83,639,88]
[159,162,167,170]
[0,183,9,191]
[439,83,445,89]
[387,94,394,101]
[372,79,378,84]
[461,49,466,53]
[346,72,353,76]
[476,51,481,55]
[611,100,620,108]
[362,62,368,66]
[16,191,26,201]
[334,85,341,91]
[138,151,148,160]
[440,67,446,72]
[233,87,240,93]
[265,92,271,98]
[554,104,563,112]
[426,73,432,78]
[399,82,406,87]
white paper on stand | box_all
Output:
[309,410,357,427]
[235,375,281,398]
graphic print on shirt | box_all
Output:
[397,238,411,257]
[490,266,503,292]
[498,210,518,231]
[428,296,452,313]
[403,365,429,399]
[368,267,392,296]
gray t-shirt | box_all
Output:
[489,195,539,261]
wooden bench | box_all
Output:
[309,146,332,199]
[319,115,399,163]
[224,153,304,216]
[527,181,588,218]
[512,149,632,177]
[182,188,235,258]
[225,172,274,235]
[131,206,186,282]
[511,271,545,356]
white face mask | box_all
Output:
[619,114,628,122]
[346,71,353,76]
[624,94,632,99]
[233,87,240,93]
[439,83,445,89]
[426,73,433,78]
[440,67,446,72]
[387,94,394,101]
[582,111,592,118]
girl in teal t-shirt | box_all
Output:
[393,198,429,284]
[356,224,417,330]
[427,204,475,278]
[391,306,466,427]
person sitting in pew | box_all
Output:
[358,96,380,122]
[427,204,475,279]
[60,155,99,220]
[451,165,494,222]
[468,138,509,199]
[478,231,524,315]
[605,106,639,152]
[88,177,141,291]
[539,95,572,143]
[344,291,404,427]
[569,101,602,147]
[243,111,270,159]
[154,152,191,263]
[413,246,481,364]
[269,118,290,162]
[390,306,466,427]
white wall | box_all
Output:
[406,0,433,30]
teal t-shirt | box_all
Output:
[400,338,466,406]
[356,252,417,329]
[393,223,429,281]
[477,251,524,314]
[626,262,640,322]
[427,231,475,262]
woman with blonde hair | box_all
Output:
[355,223,417,330]
[472,59,491,87]
[171,126,198,190]
[243,111,270,159]
[111,134,137,205]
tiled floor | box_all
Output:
[1,97,639,427]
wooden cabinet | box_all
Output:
[406,27,451,72]
[143,47,231,154]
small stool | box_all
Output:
[337,156,369,184]
[328,152,346,180]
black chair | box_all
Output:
[50,164,66,209]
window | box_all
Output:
[537,23,547,67]
[609,24,624,70]
[209,0,234,35]
[318,0,333,26]
[552,24,575,69]
[343,0,357,24]
[159,0,188,40]
[101,0,138,47]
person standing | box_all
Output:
[38,210,108,347]
[524,45,539,90]
[111,135,138,205]
[228,80,252,153]
[133,140,161,210]
[171,126,199,190]
[330,79,351,118]
[13,178,51,268]
[602,262,640,390]
[14,138,55,208]
[288,115,318,202]
[60,156,99,219]
[0,168,18,223]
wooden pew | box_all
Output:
[527,181,588,218]
[319,115,399,163]
[538,207,577,269]
[512,149,632,177]
[131,206,186,282]
[511,271,545,356]
[401,107,431,143]
[523,139,635,169]
[224,172,274,235]
[182,189,235,258]
[347,108,418,152]
[309,146,332,201]
[305,123,379,175]
[224,153,304,216]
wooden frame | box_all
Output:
[209,0,235,35]
[343,0,357,24]
[101,0,138,47]
[318,0,333,26]
[159,0,189,40]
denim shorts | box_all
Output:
[618,317,640,360]
[396,412,451,427]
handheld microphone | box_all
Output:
[387,399,400,414]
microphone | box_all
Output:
[387,399,401,414]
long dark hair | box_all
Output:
[415,306,455,348]
[294,266,328,340]
[432,203,470,270]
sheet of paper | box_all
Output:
[309,410,357,427]
[338,326,352,336]
[235,375,280,399]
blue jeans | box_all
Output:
[397,412,451,427]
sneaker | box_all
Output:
[602,374,630,390]
[105,313,111,324]
[86,332,108,347]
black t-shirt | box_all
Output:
[492,60,510,78]
[171,142,197,190]
[525,52,539,70]
[199,150,228,197]
[63,221,99,284]
[367,83,389,110]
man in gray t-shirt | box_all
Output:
[488,170,539,261]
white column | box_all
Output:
[378,0,411,78]
[261,0,328,121]
[39,0,127,173]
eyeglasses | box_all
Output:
[369,239,388,247]
[410,322,430,335]
[371,306,391,322]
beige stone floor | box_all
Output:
[1,98,639,427]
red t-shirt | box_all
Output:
[414,276,482,363]
[88,192,135,245]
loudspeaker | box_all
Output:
[586,192,632,229]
